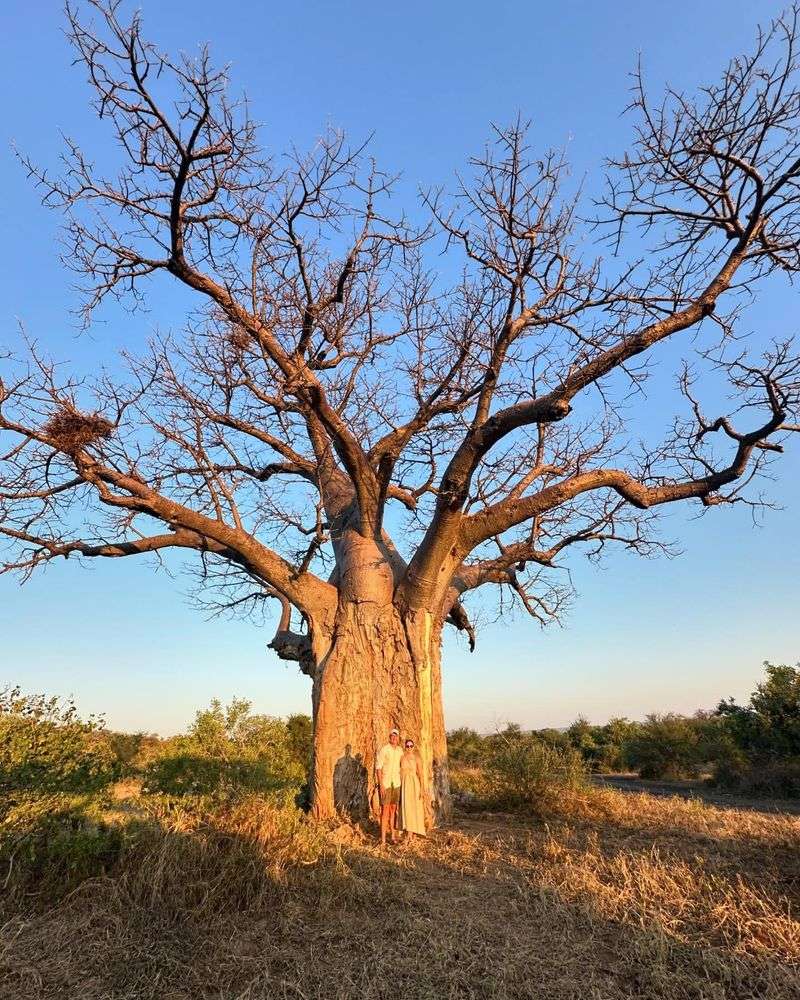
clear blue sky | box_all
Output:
[1,0,798,735]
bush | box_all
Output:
[143,698,305,797]
[485,736,588,810]
[626,713,713,781]
[712,757,800,798]
[0,686,118,793]
[741,759,800,797]
[447,727,487,766]
[564,716,645,773]
[0,792,138,894]
[716,662,800,759]
[707,662,800,797]
[532,727,572,753]
[103,730,163,775]
[0,788,320,904]
[144,750,300,797]
[286,713,313,772]
[566,716,600,762]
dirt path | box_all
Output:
[593,772,800,815]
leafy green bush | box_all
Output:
[103,730,163,775]
[566,716,600,761]
[533,727,573,753]
[144,751,297,796]
[564,716,644,773]
[708,662,800,796]
[143,698,305,797]
[447,726,487,766]
[286,713,313,771]
[0,791,140,894]
[739,759,800,797]
[0,686,118,792]
[716,662,800,759]
[625,713,718,781]
[485,735,588,809]
[712,757,800,797]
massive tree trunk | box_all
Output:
[309,600,451,826]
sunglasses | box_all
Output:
[405,741,414,748]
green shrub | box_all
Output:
[626,713,714,781]
[716,662,800,759]
[702,726,748,786]
[447,726,487,766]
[485,735,588,809]
[0,788,315,903]
[286,713,313,772]
[143,698,305,797]
[566,716,600,761]
[532,727,572,753]
[595,717,644,772]
[143,748,300,796]
[563,716,645,773]
[103,730,164,775]
[0,686,118,792]
[741,759,800,797]
[0,792,141,895]
[712,757,800,798]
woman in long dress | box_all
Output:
[400,738,426,838]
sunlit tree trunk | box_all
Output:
[309,597,451,825]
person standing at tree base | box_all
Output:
[400,738,427,839]
[376,728,403,846]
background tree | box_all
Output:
[2,1,800,820]
[142,696,305,797]
[717,661,800,760]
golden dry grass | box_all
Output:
[2,785,799,999]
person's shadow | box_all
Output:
[333,744,369,818]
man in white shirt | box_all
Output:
[376,728,403,846]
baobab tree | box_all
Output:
[2,1,799,821]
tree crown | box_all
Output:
[2,1,799,658]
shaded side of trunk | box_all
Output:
[309,601,450,825]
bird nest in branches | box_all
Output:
[227,327,251,352]
[43,406,114,454]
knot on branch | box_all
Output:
[43,406,114,455]
[446,601,476,652]
[440,477,467,512]
[268,630,316,677]
[553,398,571,417]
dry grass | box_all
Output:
[2,785,799,1000]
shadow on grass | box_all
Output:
[542,788,800,909]
[464,809,800,961]
[142,753,302,798]
[1,794,798,1000]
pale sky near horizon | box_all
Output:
[1,0,798,736]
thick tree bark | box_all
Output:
[309,600,451,826]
